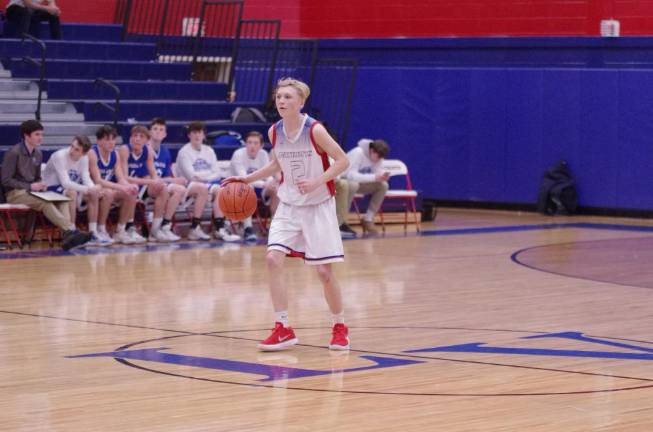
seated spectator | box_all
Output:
[118,125,184,242]
[229,131,278,241]
[42,135,112,246]
[336,138,390,236]
[87,125,145,244]
[5,0,61,39]
[148,118,211,241]
[176,121,240,242]
[0,120,91,250]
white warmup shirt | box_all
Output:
[43,148,94,192]
[343,138,383,183]
[176,143,221,182]
[230,146,269,188]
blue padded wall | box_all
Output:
[311,38,653,210]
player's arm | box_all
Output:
[146,150,160,181]
[88,151,117,190]
[223,126,280,185]
[53,152,88,193]
[297,124,349,194]
[118,146,153,186]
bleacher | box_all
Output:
[0,21,270,159]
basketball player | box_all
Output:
[229,130,278,241]
[149,118,211,241]
[176,121,240,242]
[42,135,111,246]
[223,78,351,351]
[118,125,183,242]
[88,125,145,244]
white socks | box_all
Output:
[275,310,289,327]
[151,217,163,234]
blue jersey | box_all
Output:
[152,145,172,178]
[92,145,118,182]
[126,144,150,178]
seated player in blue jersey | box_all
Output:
[148,118,211,241]
[176,121,240,242]
[118,125,185,242]
[87,125,146,244]
[42,135,112,246]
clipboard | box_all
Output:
[30,191,72,202]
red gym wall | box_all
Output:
[56,0,653,38]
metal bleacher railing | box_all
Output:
[20,33,46,121]
[113,0,356,145]
[93,78,121,129]
[308,58,358,146]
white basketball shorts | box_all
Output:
[267,197,344,265]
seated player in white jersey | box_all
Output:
[118,125,184,242]
[148,118,211,241]
[229,130,279,241]
[176,121,240,242]
[87,125,145,245]
[42,135,112,246]
[223,77,352,351]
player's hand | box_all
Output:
[121,183,138,196]
[221,176,247,186]
[30,182,47,192]
[172,177,188,186]
[149,180,165,194]
[375,172,390,182]
[87,185,102,197]
[297,178,319,195]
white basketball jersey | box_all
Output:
[272,115,334,206]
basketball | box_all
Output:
[218,181,258,221]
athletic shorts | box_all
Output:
[267,197,344,265]
[47,184,87,211]
[188,180,222,195]
[138,182,179,201]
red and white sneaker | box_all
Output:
[329,323,350,350]
[257,322,298,351]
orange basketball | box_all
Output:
[218,182,258,222]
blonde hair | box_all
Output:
[275,77,310,102]
[130,125,150,138]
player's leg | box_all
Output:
[186,182,210,240]
[114,190,145,244]
[159,183,184,241]
[64,189,78,225]
[84,187,99,235]
[262,178,280,216]
[357,181,388,235]
[211,185,240,242]
[83,187,110,246]
[302,199,349,350]
[148,186,171,242]
[258,202,303,351]
[96,188,116,244]
[335,179,357,238]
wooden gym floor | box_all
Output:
[1,208,653,431]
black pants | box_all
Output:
[6,5,61,39]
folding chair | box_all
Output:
[379,159,420,233]
[352,159,420,233]
[0,204,32,249]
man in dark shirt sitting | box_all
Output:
[1,120,91,250]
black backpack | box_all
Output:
[537,160,578,215]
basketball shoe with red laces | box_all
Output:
[329,323,350,350]
[257,322,298,351]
